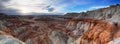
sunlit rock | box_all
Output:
[0,35,25,44]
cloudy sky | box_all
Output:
[0,0,120,15]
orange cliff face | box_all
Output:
[68,19,120,44]
[79,21,117,44]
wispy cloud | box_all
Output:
[89,6,109,10]
[1,0,67,14]
[1,0,118,15]
[72,0,91,5]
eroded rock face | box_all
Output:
[0,4,120,44]
[108,38,120,44]
[0,35,25,44]
[79,21,115,44]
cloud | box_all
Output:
[0,0,20,15]
[89,6,109,10]
[47,8,55,12]
[72,0,91,5]
[1,0,67,14]
[1,0,9,2]
[1,0,110,15]
[1,8,21,15]
[0,0,5,11]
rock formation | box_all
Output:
[0,4,120,44]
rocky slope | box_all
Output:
[0,4,120,44]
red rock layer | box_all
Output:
[1,16,120,44]
[79,21,118,44]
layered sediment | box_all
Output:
[0,4,120,44]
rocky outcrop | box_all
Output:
[0,30,25,44]
[65,4,120,44]
[78,21,116,44]
[0,35,25,44]
[0,4,120,44]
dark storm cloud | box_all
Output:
[47,8,55,12]
[0,0,21,15]
[0,1,5,12]
[1,8,21,15]
[45,5,55,12]
[1,0,9,2]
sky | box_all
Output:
[0,0,120,15]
